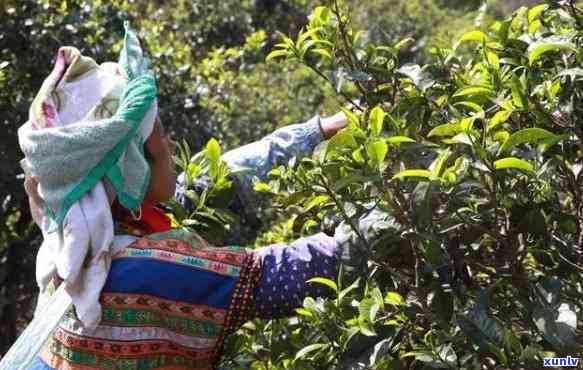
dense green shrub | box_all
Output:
[1,0,570,367]
[216,1,583,368]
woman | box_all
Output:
[19,24,390,370]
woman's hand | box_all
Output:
[320,111,348,139]
[24,175,45,227]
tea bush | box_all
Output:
[217,1,583,368]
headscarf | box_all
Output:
[18,22,157,330]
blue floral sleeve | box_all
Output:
[250,232,340,319]
[175,116,324,211]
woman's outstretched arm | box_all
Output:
[175,113,347,212]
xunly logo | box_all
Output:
[543,356,580,367]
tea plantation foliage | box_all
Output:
[1,0,581,368]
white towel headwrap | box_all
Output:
[19,23,157,330]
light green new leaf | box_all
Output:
[459,30,487,44]
[304,195,329,212]
[253,182,272,193]
[493,130,510,143]
[340,107,360,126]
[488,109,512,131]
[511,75,528,109]
[392,169,435,181]
[206,138,221,163]
[486,51,500,70]
[528,39,577,65]
[394,37,414,51]
[528,4,548,23]
[385,291,404,306]
[494,157,534,172]
[307,277,338,293]
[454,101,484,115]
[428,123,461,138]
[499,128,560,153]
[386,136,416,144]
[430,150,452,178]
[266,49,289,62]
[311,48,332,59]
[295,308,313,317]
[370,105,385,135]
[366,140,388,164]
[206,138,221,179]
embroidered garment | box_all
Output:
[32,229,339,370]
[36,229,261,370]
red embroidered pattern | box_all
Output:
[101,293,226,323]
[128,237,247,266]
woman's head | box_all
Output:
[143,117,178,206]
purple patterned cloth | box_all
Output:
[251,233,339,318]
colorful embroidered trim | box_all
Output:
[117,248,242,278]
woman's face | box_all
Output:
[143,117,178,205]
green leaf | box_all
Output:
[527,4,547,23]
[488,109,512,130]
[294,343,328,360]
[392,169,435,181]
[206,138,221,179]
[307,277,338,293]
[340,107,360,126]
[339,278,360,301]
[499,128,560,153]
[369,105,385,136]
[493,130,510,143]
[386,136,416,144]
[394,37,414,50]
[428,123,462,138]
[430,150,452,178]
[311,48,332,59]
[253,182,272,193]
[359,298,378,323]
[449,132,474,146]
[385,291,404,306]
[266,49,289,62]
[326,130,357,156]
[459,310,505,348]
[453,86,492,98]
[454,101,484,115]
[494,157,534,172]
[304,195,329,212]
[295,308,313,317]
[402,351,434,362]
[371,287,385,312]
[511,75,528,109]
[486,51,500,70]
[528,39,577,65]
[366,139,388,164]
[205,138,221,163]
[458,30,487,44]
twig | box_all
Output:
[317,173,371,251]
